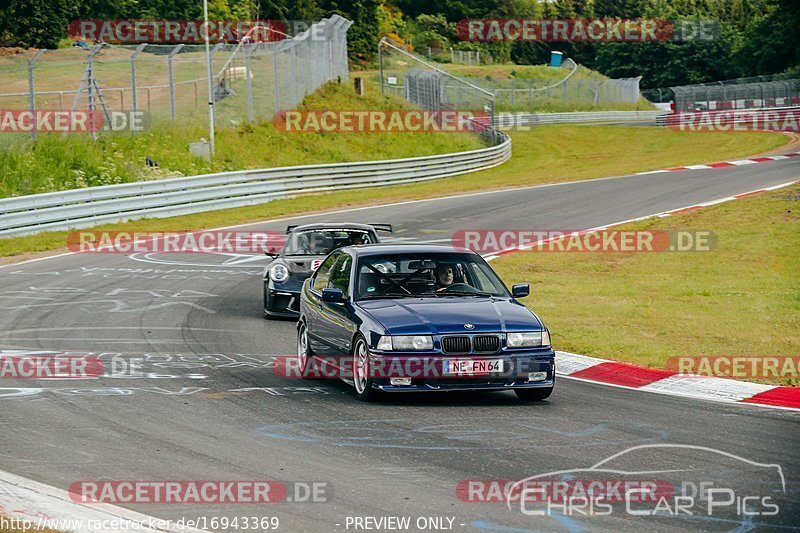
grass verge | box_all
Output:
[491,184,800,386]
[0,83,482,196]
[0,126,789,260]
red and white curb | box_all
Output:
[0,469,203,532]
[636,151,800,174]
[557,352,800,411]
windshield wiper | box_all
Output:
[360,292,418,299]
[420,291,493,297]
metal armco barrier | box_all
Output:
[493,110,663,127]
[0,134,510,238]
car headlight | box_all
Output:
[376,335,433,351]
[507,331,546,347]
[270,263,289,283]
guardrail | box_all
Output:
[494,110,663,127]
[0,134,511,238]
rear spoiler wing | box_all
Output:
[286,224,393,234]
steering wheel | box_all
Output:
[441,283,481,293]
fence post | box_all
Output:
[27,49,45,142]
[273,49,280,113]
[290,44,297,107]
[167,44,185,121]
[244,43,253,122]
[130,43,146,116]
[528,79,532,108]
[378,41,385,96]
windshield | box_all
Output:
[356,252,509,300]
[283,229,374,256]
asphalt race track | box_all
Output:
[1,156,799,532]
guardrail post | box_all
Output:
[130,44,146,117]
[27,49,45,142]
[167,44,185,121]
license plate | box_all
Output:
[443,359,504,376]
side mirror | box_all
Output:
[264,250,279,258]
[511,284,530,298]
[322,288,345,303]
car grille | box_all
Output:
[473,335,500,353]
[441,336,471,354]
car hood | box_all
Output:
[356,297,542,335]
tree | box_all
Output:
[0,0,77,48]
[734,0,800,75]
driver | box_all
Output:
[434,265,454,291]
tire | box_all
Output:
[515,386,553,401]
[352,336,379,402]
[296,321,313,379]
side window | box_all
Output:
[312,253,339,292]
[328,254,353,297]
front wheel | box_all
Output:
[296,321,313,379]
[352,336,378,402]
[515,387,553,401]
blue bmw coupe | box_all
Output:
[297,244,555,402]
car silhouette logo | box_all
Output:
[464,323,475,330]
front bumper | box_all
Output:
[265,288,300,317]
[367,351,556,392]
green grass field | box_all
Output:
[491,185,800,385]
[0,124,789,259]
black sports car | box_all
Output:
[262,223,391,318]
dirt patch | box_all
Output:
[0,47,32,57]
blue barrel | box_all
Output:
[550,51,564,67]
